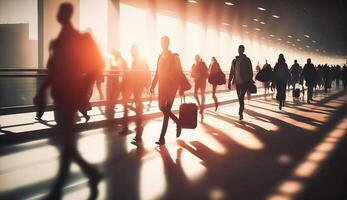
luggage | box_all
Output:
[248,82,257,94]
[179,98,197,129]
[293,88,300,98]
[256,67,273,82]
[217,71,226,85]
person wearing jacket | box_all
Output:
[228,45,253,120]
[273,54,291,110]
[150,36,186,145]
[301,58,317,104]
[342,64,347,92]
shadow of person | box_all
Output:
[104,123,143,199]
[46,112,102,200]
[156,145,191,200]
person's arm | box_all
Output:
[228,60,235,89]
[174,54,185,80]
[248,58,253,82]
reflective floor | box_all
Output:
[0,88,347,200]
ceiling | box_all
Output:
[231,0,347,56]
[124,0,347,58]
[218,0,347,57]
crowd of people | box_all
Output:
[32,3,347,199]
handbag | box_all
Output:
[248,82,257,94]
[217,71,226,85]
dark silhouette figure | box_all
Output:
[342,64,347,91]
[116,52,131,135]
[273,54,291,110]
[208,56,223,111]
[335,65,342,88]
[301,58,317,104]
[261,60,272,98]
[191,54,209,120]
[290,59,302,89]
[106,50,129,120]
[33,3,102,199]
[129,45,150,146]
[228,45,253,120]
[150,36,186,145]
[322,64,332,93]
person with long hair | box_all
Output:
[273,54,291,110]
[208,57,223,111]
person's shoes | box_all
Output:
[85,115,91,123]
[88,170,102,200]
[176,123,182,138]
[131,137,143,146]
[239,114,243,120]
[45,189,62,200]
[215,103,219,111]
[279,105,282,110]
[155,137,165,145]
[307,100,310,104]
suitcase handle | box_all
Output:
[180,95,186,104]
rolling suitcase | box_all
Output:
[293,84,300,98]
[179,97,198,129]
[293,88,300,98]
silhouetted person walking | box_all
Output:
[34,3,102,199]
[262,60,272,98]
[273,54,291,110]
[342,64,347,92]
[191,55,209,119]
[301,58,317,104]
[129,45,150,146]
[151,36,186,145]
[322,64,331,93]
[106,50,129,120]
[228,45,253,120]
[208,57,223,111]
[290,59,302,89]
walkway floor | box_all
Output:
[0,88,346,200]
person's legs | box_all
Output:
[283,83,287,106]
[309,86,314,100]
[200,81,206,118]
[194,81,201,106]
[212,84,218,110]
[236,84,247,119]
[96,81,104,100]
[106,77,116,118]
[158,97,170,144]
[48,110,75,199]
[133,87,144,141]
[276,83,282,108]
[307,86,312,103]
[121,88,131,134]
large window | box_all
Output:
[120,4,153,68]
[185,22,203,70]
